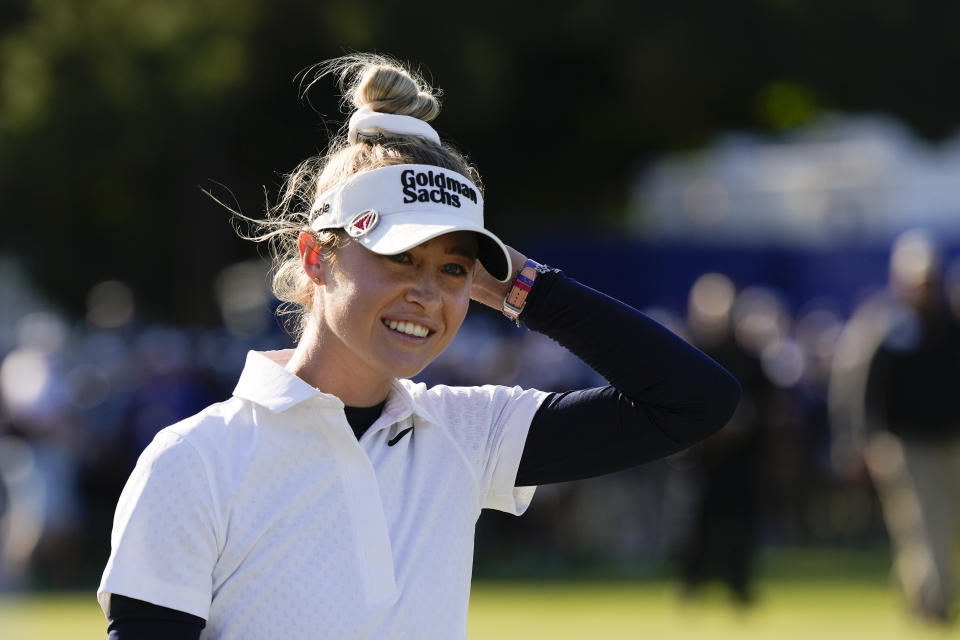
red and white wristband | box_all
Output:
[502,259,543,326]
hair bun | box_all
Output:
[352,64,439,122]
[322,55,440,123]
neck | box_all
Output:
[285,322,392,408]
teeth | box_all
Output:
[384,319,429,338]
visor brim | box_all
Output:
[354,212,512,282]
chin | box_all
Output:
[378,355,433,381]
[392,362,431,380]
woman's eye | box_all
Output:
[442,263,468,276]
[388,252,413,264]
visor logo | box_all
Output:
[400,168,477,208]
[310,201,331,220]
[346,209,379,238]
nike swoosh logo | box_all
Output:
[387,426,414,447]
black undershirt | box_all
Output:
[344,401,388,439]
[108,269,740,638]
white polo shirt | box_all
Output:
[98,350,547,639]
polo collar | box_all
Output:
[233,350,343,412]
[232,350,439,425]
[384,377,439,427]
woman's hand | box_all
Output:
[470,245,528,311]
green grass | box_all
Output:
[1,550,956,639]
[1,593,107,640]
[468,581,955,640]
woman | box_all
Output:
[98,55,740,639]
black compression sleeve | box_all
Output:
[107,594,205,640]
[514,270,740,486]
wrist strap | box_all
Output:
[502,259,542,326]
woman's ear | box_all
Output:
[298,231,326,285]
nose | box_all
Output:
[405,270,442,311]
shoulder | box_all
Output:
[164,396,249,437]
[401,379,531,406]
[399,379,549,425]
[137,397,253,470]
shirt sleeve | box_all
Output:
[98,429,220,622]
[479,385,550,514]
[514,269,741,485]
[423,384,548,515]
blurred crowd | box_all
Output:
[1,230,959,622]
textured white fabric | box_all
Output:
[98,349,546,639]
[348,107,442,146]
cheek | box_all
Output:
[444,289,472,331]
[319,278,369,334]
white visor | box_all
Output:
[310,164,512,281]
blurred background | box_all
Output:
[2,0,960,637]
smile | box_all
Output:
[382,318,432,338]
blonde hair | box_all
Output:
[235,54,482,340]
